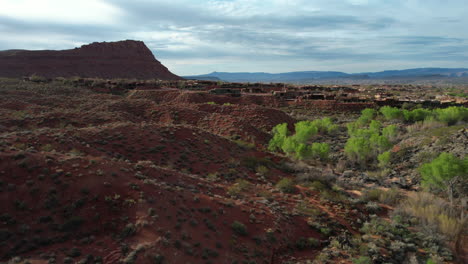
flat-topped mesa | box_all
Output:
[0,40,182,80]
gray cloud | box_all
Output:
[0,0,467,74]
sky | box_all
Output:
[0,0,467,75]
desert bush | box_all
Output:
[405,118,446,133]
[231,221,248,236]
[352,256,372,264]
[362,187,401,205]
[241,156,275,171]
[362,189,383,202]
[275,178,296,193]
[345,114,393,165]
[433,106,468,125]
[293,121,319,143]
[403,108,433,122]
[380,106,403,120]
[227,179,251,197]
[357,108,377,126]
[365,202,381,213]
[382,125,398,142]
[369,120,382,134]
[269,120,332,160]
[377,151,391,168]
[379,187,401,205]
[419,152,467,204]
[395,192,465,240]
[268,123,289,151]
[344,137,372,165]
[309,142,330,160]
[295,237,320,250]
[369,134,392,154]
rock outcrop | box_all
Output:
[0,40,182,80]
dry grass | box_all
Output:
[395,192,466,240]
[406,119,446,134]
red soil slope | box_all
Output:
[0,80,364,263]
[0,40,181,80]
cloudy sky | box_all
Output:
[0,0,467,75]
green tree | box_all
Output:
[434,106,468,125]
[382,125,398,142]
[369,120,382,134]
[419,153,468,206]
[344,137,372,165]
[377,151,391,168]
[403,108,432,122]
[268,123,288,151]
[356,108,377,126]
[380,106,403,120]
[276,178,296,193]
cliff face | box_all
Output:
[0,40,182,80]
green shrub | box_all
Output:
[362,188,382,202]
[295,237,320,250]
[396,192,464,240]
[231,221,248,236]
[269,120,332,160]
[344,137,372,165]
[369,120,382,134]
[419,152,467,202]
[275,178,296,193]
[379,187,401,205]
[357,108,377,126]
[293,121,319,143]
[377,151,391,168]
[382,125,398,142]
[433,106,468,125]
[380,106,403,120]
[369,134,392,154]
[352,256,372,264]
[227,179,251,197]
[403,108,433,122]
[268,123,289,151]
[309,142,330,160]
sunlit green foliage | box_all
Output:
[369,134,392,154]
[382,125,398,142]
[268,118,335,160]
[403,108,433,122]
[380,106,403,120]
[344,137,372,164]
[293,121,319,143]
[380,105,467,126]
[433,106,468,125]
[377,151,392,168]
[356,108,377,126]
[369,120,382,134]
[268,123,289,151]
[276,178,296,193]
[419,152,467,193]
[345,117,392,165]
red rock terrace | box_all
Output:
[0,40,182,80]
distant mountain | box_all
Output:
[183,75,221,81]
[0,40,182,80]
[187,68,468,83]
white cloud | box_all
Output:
[0,0,467,75]
[0,0,122,24]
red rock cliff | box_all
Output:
[0,40,182,80]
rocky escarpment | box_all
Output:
[0,40,182,80]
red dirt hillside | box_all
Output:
[0,40,181,80]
